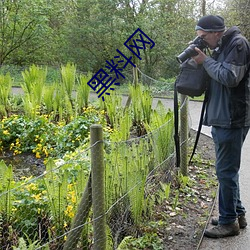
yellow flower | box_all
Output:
[43,147,49,157]
[71,195,76,204]
[36,152,41,159]
[21,176,32,181]
[100,110,106,115]
[65,205,74,218]
[12,207,17,212]
[14,149,22,155]
[32,193,42,201]
[3,130,9,135]
[26,183,37,191]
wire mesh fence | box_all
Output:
[0,118,190,249]
[0,68,191,249]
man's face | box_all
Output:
[196,30,222,49]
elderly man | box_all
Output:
[192,15,250,238]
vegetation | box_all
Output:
[0,63,218,249]
[0,0,245,248]
[0,64,177,248]
[0,0,248,81]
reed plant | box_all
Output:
[49,64,77,122]
[129,84,153,135]
[43,159,69,246]
[21,65,47,118]
[126,140,150,224]
[0,161,14,222]
[76,72,92,112]
[0,73,12,117]
[145,100,174,164]
[141,89,153,124]
[52,83,73,122]
[102,94,123,129]
[114,109,132,141]
[105,137,153,226]
[60,63,76,103]
[43,158,89,233]
[43,84,56,114]
[129,84,143,125]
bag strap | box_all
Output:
[188,91,208,164]
[174,80,180,168]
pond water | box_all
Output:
[0,152,45,180]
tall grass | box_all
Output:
[129,84,153,135]
[145,100,175,164]
[21,65,47,118]
[102,93,123,129]
[43,85,56,114]
[0,73,12,116]
[61,63,76,102]
[76,72,92,112]
[0,161,14,222]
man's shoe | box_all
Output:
[204,222,240,238]
[238,215,247,228]
[211,214,247,229]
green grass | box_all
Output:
[0,65,61,86]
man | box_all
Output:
[192,15,250,238]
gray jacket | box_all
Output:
[203,26,250,128]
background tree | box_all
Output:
[0,0,49,65]
[0,0,237,80]
[65,0,201,78]
[220,0,250,39]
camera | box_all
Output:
[176,36,208,64]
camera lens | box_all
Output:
[176,44,198,63]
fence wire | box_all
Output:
[0,69,192,250]
[0,122,187,249]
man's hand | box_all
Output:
[192,47,207,64]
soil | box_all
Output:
[158,130,217,250]
[111,129,217,250]
[0,152,45,180]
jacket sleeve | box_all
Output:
[203,37,250,87]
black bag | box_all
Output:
[175,58,209,97]
[174,58,209,168]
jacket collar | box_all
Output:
[221,26,241,46]
[212,26,241,58]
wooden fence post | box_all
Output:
[91,124,106,250]
[63,175,92,250]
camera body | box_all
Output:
[176,36,208,63]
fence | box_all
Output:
[0,68,191,249]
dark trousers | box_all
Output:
[211,126,249,225]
